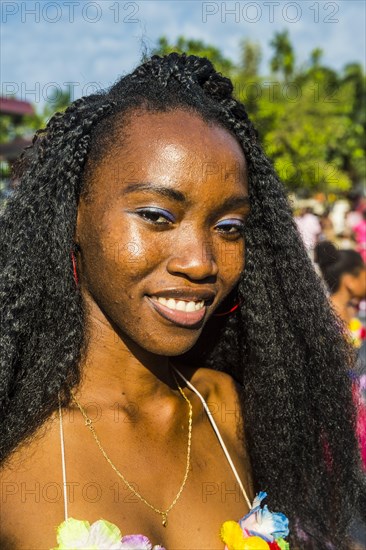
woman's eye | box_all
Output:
[216,220,246,236]
[135,208,175,226]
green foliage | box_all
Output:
[3,37,365,196]
[152,36,235,76]
[42,86,72,122]
[1,86,73,207]
[1,85,72,144]
[310,48,323,68]
[153,33,365,194]
[270,30,295,81]
[239,39,262,79]
[253,74,363,192]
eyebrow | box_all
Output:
[122,182,186,203]
[120,182,250,213]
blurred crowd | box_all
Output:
[294,195,366,261]
[296,197,366,457]
[294,196,366,340]
[295,196,366,547]
[294,195,366,360]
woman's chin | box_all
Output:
[139,336,203,357]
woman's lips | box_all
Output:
[146,296,207,327]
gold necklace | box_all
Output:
[70,372,192,527]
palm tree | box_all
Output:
[270,30,295,81]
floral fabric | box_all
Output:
[53,492,290,550]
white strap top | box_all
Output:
[58,366,251,522]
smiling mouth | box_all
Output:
[146,295,207,327]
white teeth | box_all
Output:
[167,298,176,309]
[151,296,205,312]
[176,300,186,311]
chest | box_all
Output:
[1,409,253,548]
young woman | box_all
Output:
[314,241,366,331]
[0,53,364,550]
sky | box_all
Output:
[1,0,365,111]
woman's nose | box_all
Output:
[166,237,219,280]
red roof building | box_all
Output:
[0,97,35,116]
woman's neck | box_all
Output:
[74,304,180,410]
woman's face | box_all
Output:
[345,267,366,301]
[75,108,249,356]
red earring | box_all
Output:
[213,298,241,317]
[70,250,79,286]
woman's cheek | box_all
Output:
[214,239,245,280]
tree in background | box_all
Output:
[3,35,365,198]
[153,33,365,196]
[0,85,72,145]
[239,38,262,80]
[151,36,235,77]
[340,62,366,185]
[270,30,295,81]
[255,44,359,194]
[0,86,73,206]
[41,86,72,122]
[232,39,262,117]
[23,85,72,133]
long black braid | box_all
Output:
[1,53,364,549]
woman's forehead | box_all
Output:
[101,109,246,173]
[81,108,248,206]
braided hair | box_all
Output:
[1,53,364,549]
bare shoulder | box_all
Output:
[0,413,62,545]
[190,367,243,403]
[190,368,245,443]
[189,367,254,498]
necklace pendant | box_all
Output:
[162,514,167,527]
